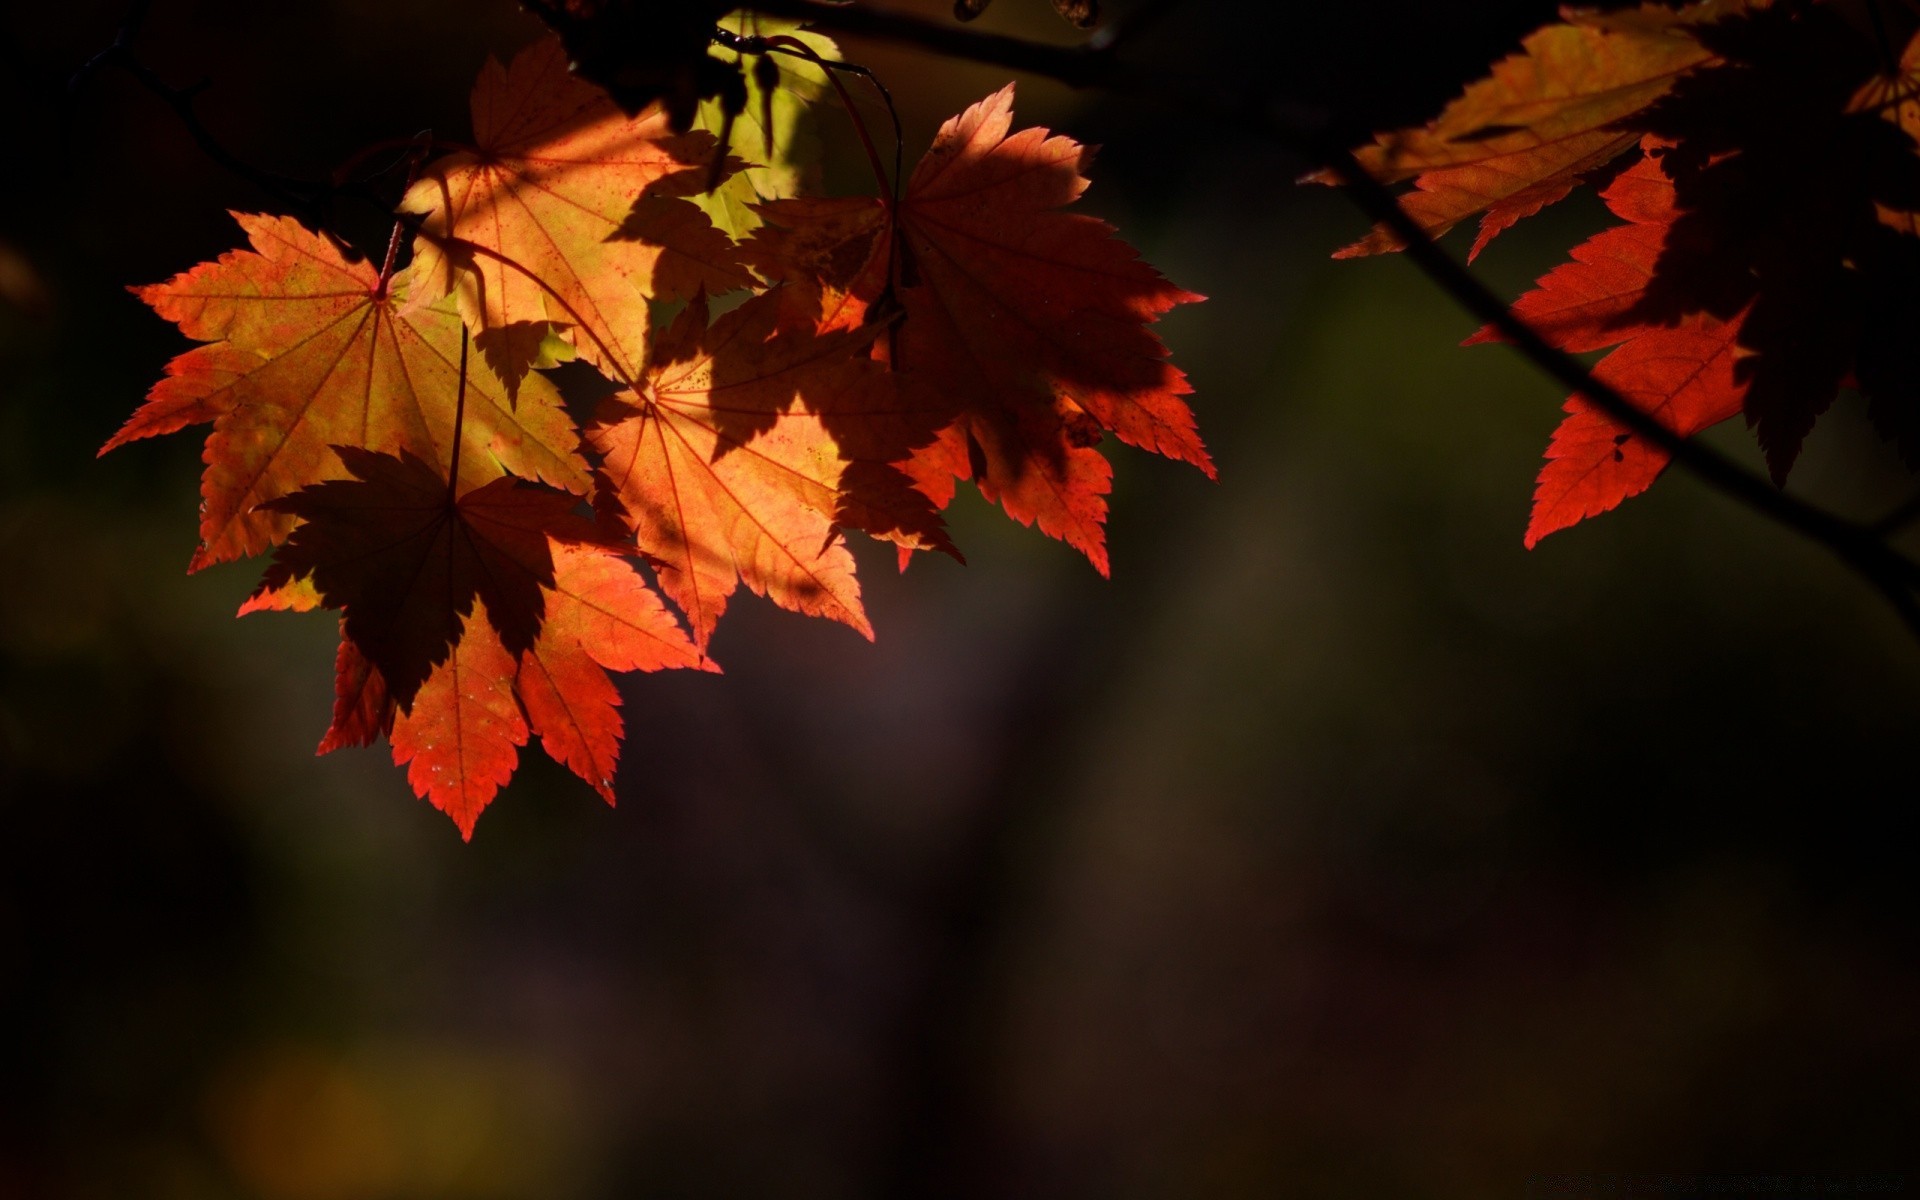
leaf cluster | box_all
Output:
[1330,0,1920,548]
[104,19,1205,836]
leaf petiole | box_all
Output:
[447,324,469,502]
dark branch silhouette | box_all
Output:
[724,0,1920,640]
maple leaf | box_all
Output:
[316,629,394,754]
[254,445,596,708]
[403,35,756,392]
[1465,4,1920,544]
[587,289,952,649]
[102,213,590,569]
[1468,152,1747,546]
[1320,0,1751,260]
[745,84,1208,574]
[320,538,711,830]
[1618,1,1920,480]
[389,600,528,840]
[252,447,709,835]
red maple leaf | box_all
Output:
[1468,6,1920,547]
[1617,3,1920,479]
[1467,151,1748,547]
[744,84,1209,574]
[249,447,710,836]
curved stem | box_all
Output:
[763,33,897,204]
[759,35,905,204]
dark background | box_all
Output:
[4,1,1919,1196]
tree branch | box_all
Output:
[730,0,1920,640]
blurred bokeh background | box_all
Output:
[5,1,1920,1196]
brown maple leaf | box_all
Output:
[745,84,1208,574]
[103,213,590,569]
[1319,0,1752,259]
[253,446,596,708]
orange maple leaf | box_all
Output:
[389,601,528,839]
[587,289,952,650]
[515,537,717,802]
[745,84,1208,574]
[103,213,589,569]
[1321,0,1751,259]
[250,448,709,836]
[403,35,755,391]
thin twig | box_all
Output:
[68,0,151,92]
[742,0,1139,87]
[764,34,898,200]
[755,33,906,201]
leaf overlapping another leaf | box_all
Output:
[104,213,590,569]
[746,84,1209,573]
[250,448,709,835]
[1320,0,1753,259]
[1621,2,1920,480]
[694,13,841,240]
[1463,152,1749,546]
[403,36,754,391]
[588,290,953,649]
[1350,1,1920,551]
[253,446,592,708]
[113,33,1204,835]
